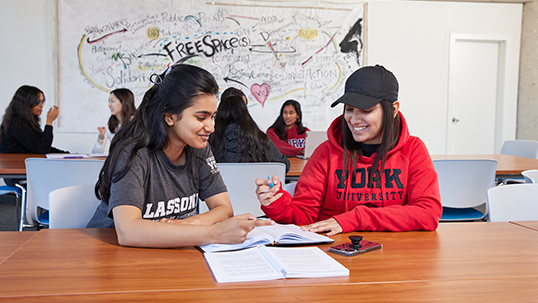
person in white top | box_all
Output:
[92,88,136,154]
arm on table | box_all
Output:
[113,205,274,248]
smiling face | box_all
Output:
[165,94,218,152]
[283,104,298,129]
[344,101,400,144]
[31,92,45,117]
[108,93,123,117]
[344,103,385,144]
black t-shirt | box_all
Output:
[86,145,227,228]
[361,143,381,157]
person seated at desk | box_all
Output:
[86,63,273,248]
[266,100,310,156]
[0,85,68,186]
[256,65,442,235]
[209,95,289,172]
[92,88,136,155]
[221,87,248,104]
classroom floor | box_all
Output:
[0,194,37,231]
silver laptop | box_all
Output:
[298,131,328,159]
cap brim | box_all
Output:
[330,92,382,109]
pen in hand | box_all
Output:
[267,176,274,188]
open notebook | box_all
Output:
[204,245,349,283]
[199,224,334,253]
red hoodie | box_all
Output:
[262,112,442,232]
[267,125,310,156]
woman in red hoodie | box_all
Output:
[256,65,442,235]
[266,100,310,156]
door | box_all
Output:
[447,35,506,154]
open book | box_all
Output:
[199,223,334,253]
[204,245,349,283]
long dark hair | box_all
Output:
[221,87,247,103]
[0,85,44,139]
[268,99,307,141]
[342,100,400,186]
[95,63,219,203]
[210,95,272,162]
[108,88,136,134]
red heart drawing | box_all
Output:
[250,83,271,107]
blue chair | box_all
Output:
[487,183,538,222]
[0,184,26,231]
[499,140,538,184]
[284,182,297,197]
[522,170,538,183]
[25,158,104,228]
[433,159,497,221]
[500,140,538,159]
[49,183,101,229]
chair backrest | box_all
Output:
[522,170,538,183]
[433,159,497,209]
[25,158,104,225]
[199,162,286,217]
[284,182,297,197]
[49,183,101,229]
[487,184,538,222]
[500,140,538,159]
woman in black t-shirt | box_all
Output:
[0,85,68,186]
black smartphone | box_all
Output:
[329,240,382,257]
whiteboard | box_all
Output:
[57,0,365,132]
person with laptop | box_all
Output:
[255,65,442,235]
[267,99,310,156]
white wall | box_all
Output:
[367,1,522,154]
[0,0,523,154]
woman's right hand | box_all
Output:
[97,126,106,138]
[211,214,274,244]
[255,175,283,207]
[46,105,59,125]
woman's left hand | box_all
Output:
[301,218,343,236]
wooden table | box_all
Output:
[4,153,537,180]
[431,154,538,177]
[0,231,37,264]
[0,154,45,178]
[286,154,538,179]
[286,156,307,178]
[511,220,538,232]
[1,222,538,301]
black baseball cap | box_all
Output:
[331,65,399,109]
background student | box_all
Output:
[256,65,442,235]
[0,85,68,186]
[221,87,248,104]
[209,95,290,172]
[266,99,310,156]
[86,63,273,248]
[92,88,136,154]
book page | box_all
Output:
[257,224,334,244]
[198,228,275,253]
[265,246,349,278]
[204,246,283,283]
